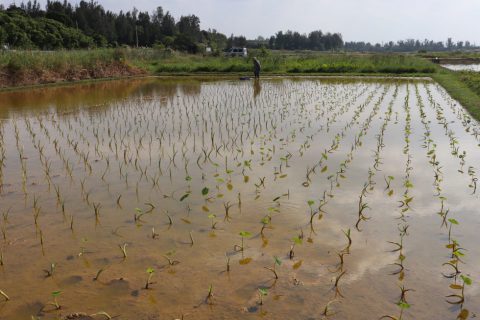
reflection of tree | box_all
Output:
[253,79,261,100]
[0,78,203,118]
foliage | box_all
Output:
[0,9,94,49]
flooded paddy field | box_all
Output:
[441,64,480,72]
[0,77,479,320]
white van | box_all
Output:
[225,47,248,57]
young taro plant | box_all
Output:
[264,256,282,279]
[145,267,155,289]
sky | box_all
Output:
[3,0,480,43]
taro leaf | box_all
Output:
[202,187,209,196]
[307,200,315,206]
[279,174,287,178]
[397,301,410,309]
[274,256,282,266]
[388,176,395,180]
[461,275,472,286]
[208,214,216,219]
[226,169,234,174]
[293,260,303,270]
[202,206,210,212]
[258,288,268,296]
[135,208,143,213]
[292,236,302,245]
[448,218,459,225]
[321,166,328,173]
[146,267,154,274]
[185,176,192,181]
[244,176,249,183]
[227,183,233,191]
[52,291,62,297]
[388,189,394,197]
[239,231,252,238]
[180,193,190,202]
[261,217,270,225]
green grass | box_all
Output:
[0,49,127,73]
[147,51,436,75]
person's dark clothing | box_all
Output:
[253,58,261,78]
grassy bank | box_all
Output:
[0,49,144,88]
[432,70,480,120]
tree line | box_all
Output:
[0,0,477,53]
[345,38,478,52]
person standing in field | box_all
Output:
[253,57,261,79]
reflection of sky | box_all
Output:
[441,64,480,72]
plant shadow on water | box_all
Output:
[0,77,479,319]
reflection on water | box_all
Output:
[441,64,480,72]
[0,77,479,320]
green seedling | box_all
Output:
[258,288,268,305]
[235,231,251,252]
[46,290,62,310]
[289,236,302,260]
[264,256,282,279]
[145,267,155,289]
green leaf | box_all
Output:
[292,236,302,245]
[258,288,268,296]
[208,214,216,219]
[461,275,472,286]
[397,301,410,309]
[239,231,252,238]
[307,200,315,207]
[448,218,459,225]
[274,256,282,266]
[52,291,62,297]
[180,193,190,202]
[202,187,209,196]
[146,267,154,274]
[185,176,192,181]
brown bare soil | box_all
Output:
[0,62,145,89]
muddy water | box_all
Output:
[0,77,479,320]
